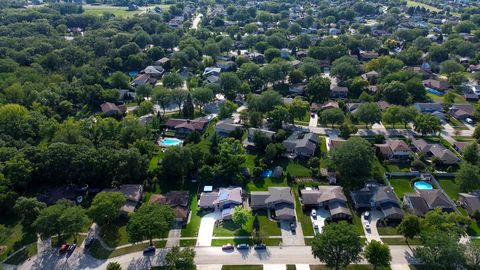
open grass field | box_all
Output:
[83,5,142,17]
[437,177,460,200]
[406,0,440,12]
[389,177,414,199]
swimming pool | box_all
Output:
[261,169,273,178]
[159,138,183,147]
[425,87,444,96]
[414,181,433,190]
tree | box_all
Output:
[414,113,442,136]
[153,87,172,115]
[306,75,331,103]
[462,142,478,164]
[162,146,193,186]
[364,240,391,270]
[331,56,360,82]
[288,97,309,124]
[110,71,129,89]
[163,72,183,89]
[106,262,122,270]
[14,197,46,229]
[396,214,421,241]
[465,241,480,269]
[171,89,188,112]
[311,221,362,270]
[382,105,402,128]
[136,84,153,99]
[267,105,292,130]
[191,87,214,111]
[232,206,253,230]
[265,48,281,62]
[319,108,345,128]
[183,93,194,118]
[219,101,238,119]
[88,192,126,227]
[248,90,283,113]
[220,72,241,100]
[289,69,305,84]
[165,246,196,270]
[355,103,381,129]
[456,163,480,192]
[330,137,375,188]
[127,203,174,245]
[398,106,418,128]
[381,81,409,105]
[414,230,465,270]
[440,60,464,75]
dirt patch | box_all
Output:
[0,245,7,254]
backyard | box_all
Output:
[389,177,414,199]
[436,177,460,200]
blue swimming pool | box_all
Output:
[159,138,183,147]
[414,181,433,190]
[426,87,444,96]
[261,169,273,178]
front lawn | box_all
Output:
[213,220,250,237]
[310,265,391,270]
[179,239,197,247]
[0,216,37,263]
[381,237,421,245]
[211,238,281,246]
[254,210,281,236]
[89,240,166,259]
[4,243,37,265]
[181,194,206,237]
[99,216,130,248]
[293,188,314,236]
[377,226,399,235]
[437,177,460,200]
[389,177,414,199]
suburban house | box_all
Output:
[141,65,165,78]
[154,57,170,67]
[131,73,156,86]
[103,184,144,214]
[361,70,379,82]
[149,191,190,223]
[203,67,221,77]
[358,51,379,61]
[198,187,243,219]
[448,104,474,121]
[423,79,450,91]
[350,182,404,220]
[166,117,210,136]
[414,102,443,113]
[300,186,351,220]
[330,85,348,99]
[215,119,243,137]
[411,139,460,165]
[250,187,295,220]
[327,138,345,151]
[403,189,456,216]
[100,102,127,116]
[243,128,276,149]
[458,191,480,216]
[283,132,319,158]
[374,139,412,161]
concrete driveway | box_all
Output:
[280,220,305,246]
[197,210,221,247]
[362,210,382,242]
[309,113,318,127]
[166,222,182,247]
[312,209,329,234]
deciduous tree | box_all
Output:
[126,204,174,245]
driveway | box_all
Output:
[362,210,382,242]
[165,222,182,247]
[309,113,318,127]
[279,220,305,246]
[312,209,329,234]
[197,210,221,247]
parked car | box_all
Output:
[311,209,317,219]
[59,244,69,254]
[254,244,266,250]
[143,245,156,255]
[84,237,95,249]
[222,244,234,251]
[236,243,250,250]
[364,211,370,219]
[67,244,76,253]
[466,118,474,124]
[364,220,371,231]
[290,222,296,232]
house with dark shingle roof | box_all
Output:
[100,102,127,116]
[351,182,403,220]
[300,186,351,220]
[403,189,456,216]
[149,191,189,222]
[459,191,480,216]
[103,184,143,214]
[374,139,412,161]
[414,103,443,113]
[448,104,474,121]
[166,117,210,136]
[250,187,295,220]
[423,79,450,91]
[283,132,319,158]
[215,119,243,137]
[410,139,460,165]
[199,187,243,220]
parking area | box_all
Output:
[197,210,221,247]
[279,220,305,246]
[361,210,382,242]
[311,209,329,234]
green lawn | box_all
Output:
[293,188,314,236]
[254,210,281,236]
[350,206,366,236]
[385,163,411,173]
[213,220,251,237]
[377,226,399,235]
[389,177,414,199]
[89,240,166,259]
[0,216,37,263]
[448,117,469,131]
[211,238,281,246]
[381,237,421,245]
[437,177,460,200]
[83,6,142,17]
[222,266,262,270]
[213,210,280,237]
[3,243,37,265]
[310,265,391,270]
[181,195,204,237]
[179,239,197,247]
[99,216,130,248]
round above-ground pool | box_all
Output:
[414,181,433,190]
[158,138,183,147]
[261,169,273,178]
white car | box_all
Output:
[364,220,371,231]
[364,211,370,219]
[466,118,474,124]
[311,209,317,218]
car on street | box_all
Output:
[364,220,371,231]
[290,222,296,232]
[311,209,317,219]
[59,244,69,254]
[143,245,156,255]
[236,243,250,250]
[222,244,234,251]
[67,244,76,253]
[254,243,266,250]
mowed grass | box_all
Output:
[310,265,391,270]
[293,187,314,236]
[437,177,460,200]
[389,177,414,199]
[213,211,280,237]
[89,240,166,259]
[0,216,38,263]
[181,194,204,237]
[222,266,262,270]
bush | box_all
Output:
[253,167,262,177]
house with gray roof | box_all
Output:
[243,128,276,149]
[403,189,456,216]
[198,187,243,219]
[351,182,403,220]
[411,139,460,165]
[250,187,295,220]
[283,132,319,158]
[103,184,143,214]
[459,191,480,216]
[414,103,443,113]
[374,139,412,161]
[300,186,351,220]
[215,119,243,137]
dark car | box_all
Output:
[67,244,76,253]
[290,222,296,232]
[84,237,95,249]
[59,244,69,254]
[143,245,156,255]
[236,243,249,250]
[254,244,266,250]
[222,244,234,251]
